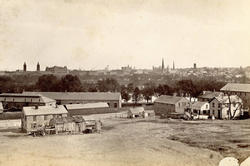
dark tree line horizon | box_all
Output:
[0,74,226,102]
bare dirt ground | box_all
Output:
[0,117,249,166]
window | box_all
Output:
[203,110,207,114]
[44,115,48,120]
[114,103,118,108]
[33,116,37,121]
[178,103,181,107]
[212,103,215,107]
[31,123,36,129]
[193,110,197,114]
[218,104,221,108]
[213,110,215,115]
[206,105,208,109]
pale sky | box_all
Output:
[0,0,250,71]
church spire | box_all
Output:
[162,58,165,71]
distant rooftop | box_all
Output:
[23,92,121,101]
[65,102,109,110]
[221,83,250,93]
[154,95,187,105]
[198,91,223,99]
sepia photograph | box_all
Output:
[0,0,250,165]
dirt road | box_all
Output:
[0,118,223,166]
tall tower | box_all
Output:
[193,63,197,69]
[162,58,165,71]
[23,62,27,72]
[37,62,40,71]
[173,61,175,70]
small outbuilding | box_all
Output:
[49,116,86,134]
[127,107,144,118]
[143,110,155,118]
[154,95,189,117]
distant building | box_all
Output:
[23,62,27,72]
[37,62,40,71]
[127,107,144,118]
[197,91,223,102]
[45,66,68,73]
[220,83,250,110]
[154,95,189,116]
[21,105,68,134]
[64,102,110,115]
[23,92,122,108]
[209,95,243,119]
[190,101,210,116]
[0,93,56,111]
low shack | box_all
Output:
[127,107,144,118]
[22,105,68,134]
[143,110,155,118]
[49,116,86,134]
[64,102,110,115]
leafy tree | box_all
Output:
[36,74,60,92]
[127,83,134,93]
[59,74,82,92]
[121,85,130,102]
[97,78,120,92]
[132,87,141,104]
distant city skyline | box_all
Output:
[0,0,250,71]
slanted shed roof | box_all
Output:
[198,91,222,99]
[65,102,109,110]
[192,101,208,109]
[129,107,144,114]
[23,92,121,101]
[154,95,186,105]
[40,96,56,103]
[23,105,68,116]
[221,83,250,93]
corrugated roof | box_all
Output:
[23,92,121,101]
[154,95,187,104]
[221,83,250,93]
[23,105,68,116]
[65,102,109,110]
[198,91,222,99]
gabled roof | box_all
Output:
[154,95,187,105]
[129,107,144,114]
[23,92,121,101]
[192,101,208,109]
[198,91,223,99]
[65,102,109,110]
[221,83,250,93]
[23,105,68,116]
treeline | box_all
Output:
[0,74,226,102]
